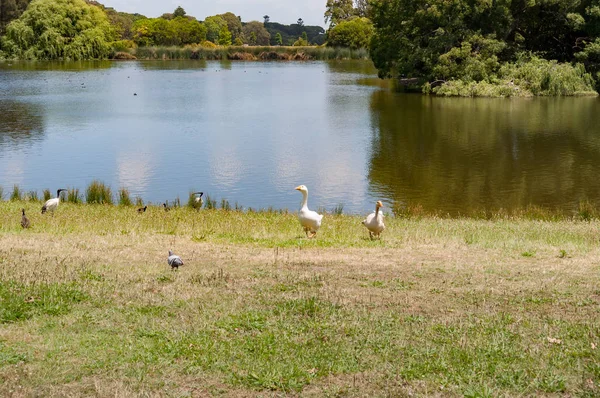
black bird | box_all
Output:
[137,205,147,213]
[21,209,30,229]
[163,203,170,212]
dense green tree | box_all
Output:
[242,21,270,45]
[173,6,186,18]
[325,0,355,27]
[263,15,270,24]
[218,24,232,45]
[218,12,242,40]
[264,22,325,45]
[0,0,31,34]
[2,0,113,59]
[132,16,206,46]
[327,17,373,49]
[204,15,228,44]
[275,32,283,45]
[369,0,600,87]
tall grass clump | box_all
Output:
[85,180,113,205]
[220,198,231,211]
[118,188,132,206]
[67,188,82,204]
[204,194,217,210]
[332,204,344,216]
[577,200,599,221]
[135,197,144,207]
[27,191,39,202]
[10,185,23,201]
[0,186,3,201]
[43,189,52,201]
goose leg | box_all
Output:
[369,231,373,240]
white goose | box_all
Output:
[295,185,323,238]
[41,189,67,214]
[363,200,385,239]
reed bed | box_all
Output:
[117,188,132,206]
[130,45,369,61]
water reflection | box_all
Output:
[0,100,44,149]
[368,92,600,214]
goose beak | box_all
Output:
[294,186,301,191]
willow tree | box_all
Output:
[2,0,113,60]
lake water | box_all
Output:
[0,60,599,215]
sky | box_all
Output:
[99,0,327,27]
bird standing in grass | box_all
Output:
[363,201,385,240]
[163,203,170,212]
[168,250,184,270]
[295,185,323,238]
[192,192,204,209]
[137,205,147,213]
[42,189,66,214]
[21,209,30,229]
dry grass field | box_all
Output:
[0,201,599,397]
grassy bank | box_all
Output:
[115,45,370,61]
[0,201,599,396]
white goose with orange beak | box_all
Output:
[363,200,385,239]
[295,185,323,238]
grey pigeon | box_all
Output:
[168,250,184,270]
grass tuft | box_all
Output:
[67,188,82,204]
[10,185,22,201]
[26,190,39,202]
[43,189,51,201]
[118,188,132,206]
[332,203,344,216]
[85,180,113,205]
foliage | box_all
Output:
[2,0,113,60]
[242,21,270,45]
[132,16,206,46]
[325,0,355,27]
[264,22,325,46]
[218,12,242,41]
[218,25,232,46]
[369,0,600,95]
[275,32,283,46]
[173,6,186,19]
[327,17,373,49]
[204,15,228,44]
[0,0,31,35]
[293,37,309,46]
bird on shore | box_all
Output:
[168,250,184,270]
[363,201,385,240]
[295,185,323,238]
[42,189,67,214]
[192,192,204,209]
[163,203,170,212]
[21,209,30,229]
[137,205,147,213]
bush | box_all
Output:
[327,17,373,50]
[85,180,113,205]
[67,188,82,204]
[43,189,52,201]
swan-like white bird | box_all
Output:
[41,189,66,214]
[363,200,385,239]
[168,250,184,270]
[295,185,323,238]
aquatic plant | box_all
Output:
[85,180,113,205]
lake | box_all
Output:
[0,60,599,215]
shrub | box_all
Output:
[43,189,52,201]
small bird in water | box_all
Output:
[163,203,170,212]
[137,205,147,213]
[168,250,184,270]
[21,209,30,229]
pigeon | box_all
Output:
[168,250,184,270]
